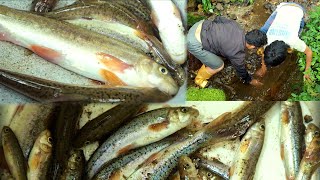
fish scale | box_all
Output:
[86,107,199,179]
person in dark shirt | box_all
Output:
[187,16,267,88]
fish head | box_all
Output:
[178,155,197,176]
[39,130,53,153]
[1,126,14,143]
[68,150,85,170]
[137,60,179,96]
[249,119,266,136]
[167,107,199,127]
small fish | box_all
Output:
[178,155,200,180]
[0,104,19,141]
[198,158,229,180]
[198,168,223,180]
[31,0,58,13]
[144,0,187,64]
[1,126,27,180]
[8,104,55,158]
[305,123,320,147]
[93,138,173,180]
[280,102,305,180]
[73,102,144,148]
[0,5,178,95]
[59,150,85,180]
[128,102,275,179]
[171,0,187,29]
[86,107,199,179]
[0,68,171,103]
[229,120,265,180]
[27,130,53,180]
[296,130,320,180]
[51,103,83,179]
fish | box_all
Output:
[296,129,320,180]
[8,104,55,158]
[0,104,19,141]
[229,120,266,180]
[86,106,199,179]
[128,101,275,179]
[27,130,53,180]
[0,168,14,180]
[31,0,58,13]
[73,101,144,148]
[305,123,320,147]
[0,68,172,103]
[280,102,305,180]
[198,158,230,180]
[60,150,85,180]
[0,5,178,95]
[1,126,27,180]
[171,0,187,29]
[144,0,187,64]
[51,103,83,179]
[178,155,200,180]
[93,138,173,180]
[198,168,223,180]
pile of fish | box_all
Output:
[0,101,279,180]
[0,0,187,103]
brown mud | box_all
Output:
[187,0,318,100]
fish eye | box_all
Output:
[315,131,320,137]
[85,141,90,145]
[48,137,53,143]
[76,156,82,161]
[159,67,168,75]
[4,127,9,133]
[181,107,187,113]
[207,172,212,177]
[260,124,265,130]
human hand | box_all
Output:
[255,67,267,77]
[304,74,311,82]
[250,79,263,86]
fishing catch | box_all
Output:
[0,5,178,96]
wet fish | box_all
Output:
[1,126,27,180]
[0,5,178,95]
[0,105,19,141]
[51,103,83,179]
[73,102,144,148]
[0,68,171,103]
[305,123,320,147]
[198,168,223,180]
[296,130,320,180]
[27,130,53,180]
[0,168,14,180]
[8,104,55,158]
[60,150,85,180]
[229,120,265,180]
[86,106,199,179]
[280,102,305,180]
[171,0,187,29]
[198,158,229,180]
[93,138,173,180]
[31,0,58,13]
[128,102,275,179]
[178,155,199,180]
[144,0,186,64]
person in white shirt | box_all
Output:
[256,2,313,81]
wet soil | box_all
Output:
[187,0,318,100]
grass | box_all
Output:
[187,87,226,101]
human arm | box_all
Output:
[255,54,267,77]
[303,46,312,80]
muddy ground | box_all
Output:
[187,0,319,100]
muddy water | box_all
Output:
[187,0,304,100]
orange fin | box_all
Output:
[240,138,251,153]
[280,143,285,160]
[109,169,122,180]
[97,52,132,73]
[281,109,289,124]
[100,69,127,86]
[117,144,135,156]
[30,45,61,63]
[148,120,170,132]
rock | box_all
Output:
[246,63,253,70]
[187,0,197,11]
[229,13,237,20]
[216,3,224,11]
[224,0,230,4]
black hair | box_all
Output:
[245,29,267,47]
[264,40,290,67]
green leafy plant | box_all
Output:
[290,6,320,100]
[202,0,214,13]
[187,87,226,101]
[187,13,206,27]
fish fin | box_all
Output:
[150,10,160,27]
[109,169,122,180]
[281,108,289,124]
[99,69,127,86]
[229,165,234,177]
[148,120,170,132]
[117,144,135,156]
[96,52,132,73]
[240,138,251,153]
[143,152,161,165]
[30,45,61,63]
[280,143,285,160]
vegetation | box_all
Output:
[187,87,226,101]
[290,6,320,100]
[187,13,206,27]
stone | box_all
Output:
[229,13,237,20]
[216,3,224,11]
